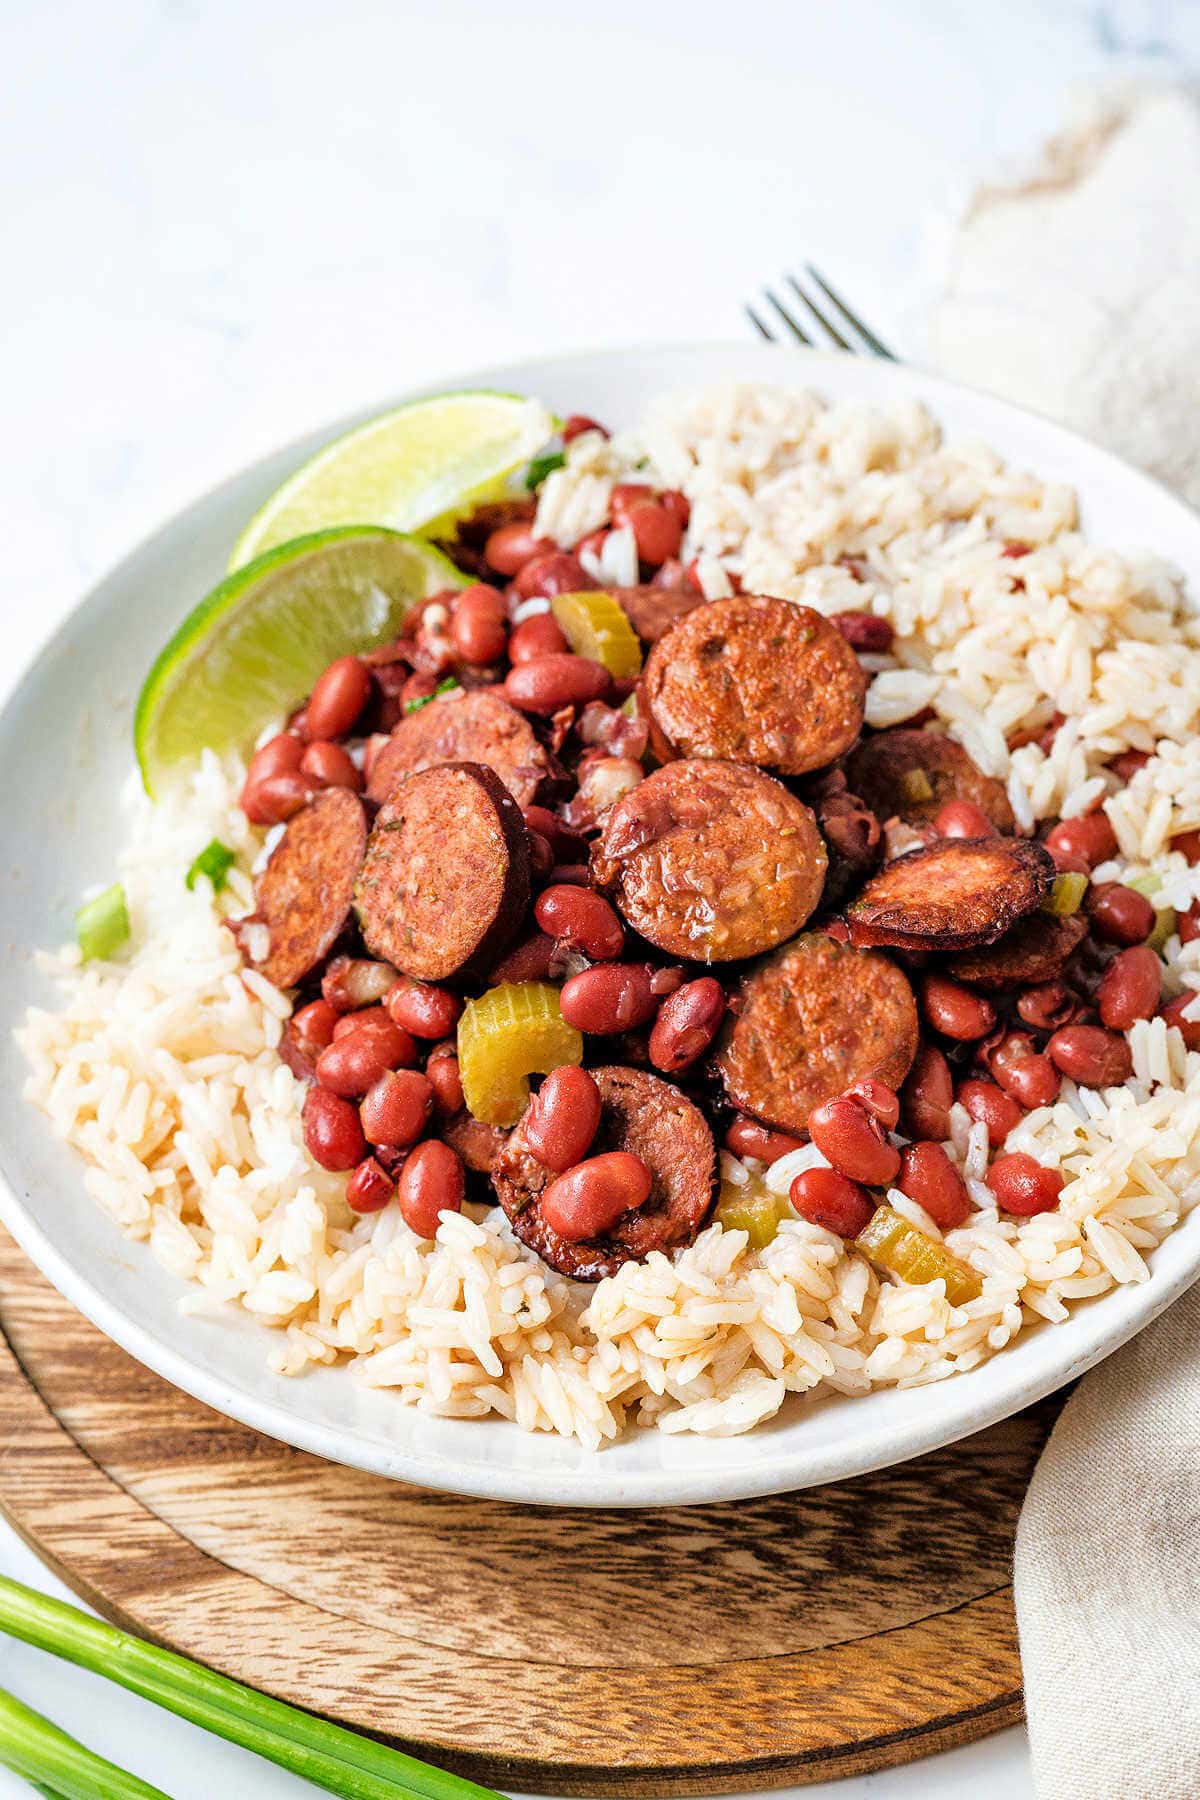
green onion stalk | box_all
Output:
[0,1578,505,1800]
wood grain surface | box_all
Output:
[0,1227,1052,1796]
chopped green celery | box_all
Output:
[1125,870,1162,898]
[715,1183,782,1249]
[185,839,235,894]
[525,448,566,489]
[899,768,933,804]
[1147,907,1177,955]
[1042,871,1088,917]
[75,884,130,961]
[855,1204,981,1306]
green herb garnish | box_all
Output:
[75,884,130,961]
[185,838,236,893]
[403,676,459,715]
[524,449,566,490]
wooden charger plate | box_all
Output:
[0,1228,1051,1796]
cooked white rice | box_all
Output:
[17,383,1200,1445]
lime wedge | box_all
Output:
[135,527,465,795]
[229,391,556,569]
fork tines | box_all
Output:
[747,265,896,361]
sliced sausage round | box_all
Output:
[947,911,1089,990]
[715,933,919,1137]
[846,837,1055,952]
[366,689,554,809]
[441,1110,511,1174]
[591,759,828,962]
[245,788,367,989]
[492,1065,716,1281]
[355,762,530,980]
[611,583,705,644]
[642,595,866,775]
[844,728,1015,831]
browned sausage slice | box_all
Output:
[716,933,918,1137]
[355,762,530,980]
[643,595,866,775]
[611,583,705,644]
[441,1111,511,1174]
[846,837,1055,952]
[366,689,554,809]
[241,789,367,990]
[493,1065,716,1281]
[947,911,1088,990]
[591,759,827,963]
[844,728,1015,831]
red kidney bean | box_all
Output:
[504,653,610,714]
[512,552,590,601]
[322,956,397,1012]
[609,482,652,521]
[901,1044,954,1141]
[485,521,553,577]
[305,656,371,741]
[396,1139,465,1237]
[521,804,586,862]
[385,977,462,1039]
[1016,980,1078,1032]
[920,974,997,1041]
[299,739,362,791]
[986,1151,1064,1217]
[332,1005,388,1040]
[1170,829,1200,863]
[1160,992,1200,1050]
[278,997,340,1080]
[451,584,508,665]
[724,1117,807,1164]
[789,1168,875,1239]
[1110,749,1150,783]
[1046,1024,1132,1087]
[302,1086,367,1171]
[1001,539,1032,559]
[1097,945,1161,1031]
[648,977,726,1073]
[956,1077,1023,1148]
[534,885,625,960]
[360,1068,434,1148]
[559,963,659,1034]
[508,611,570,664]
[846,1079,900,1132]
[425,1042,465,1114]
[562,414,609,442]
[1044,812,1118,872]
[626,500,684,566]
[659,490,690,527]
[1009,711,1064,754]
[897,1142,971,1231]
[246,732,304,784]
[522,1066,602,1173]
[808,1096,900,1188]
[241,770,314,825]
[830,610,894,653]
[1047,843,1092,878]
[648,966,685,997]
[1086,881,1155,946]
[1179,901,1200,946]
[986,1031,1062,1109]
[315,1018,415,1097]
[490,930,558,986]
[541,1151,652,1242]
[527,831,554,878]
[345,1155,396,1214]
[933,799,998,840]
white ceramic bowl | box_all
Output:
[2,342,1198,1507]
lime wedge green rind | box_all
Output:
[135,527,466,797]
[229,390,557,570]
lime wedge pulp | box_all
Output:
[228,391,556,570]
[135,528,466,795]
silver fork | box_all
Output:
[746,265,897,361]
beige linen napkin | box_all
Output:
[933,87,1200,1799]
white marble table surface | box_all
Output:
[4,0,1198,1793]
